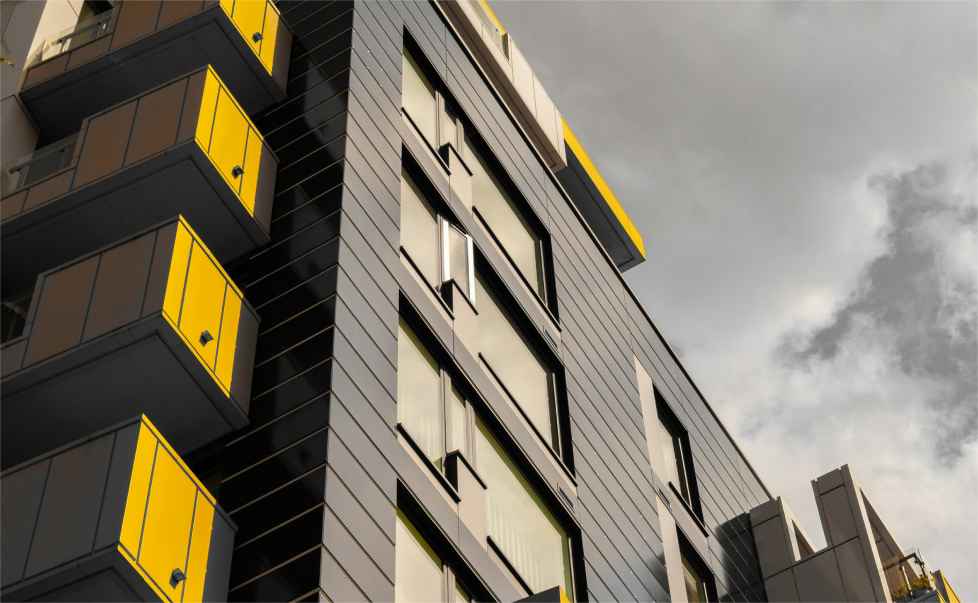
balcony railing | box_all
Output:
[1,217,258,468]
[2,135,77,196]
[0,415,235,602]
[27,8,116,67]
[20,0,290,140]
[1,66,276,296]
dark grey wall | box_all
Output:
[206,1,771,601]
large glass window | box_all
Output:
[465,138,548,302]
[474,272,557,449]
[402,50,438,145]
[395,511,443,603]
[682,553,709,603]
[657,399,702,518]
[476,419,573,597]
[398,319,443,468]
[401,169,441,287]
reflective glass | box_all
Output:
[395,512,444,603]
[466,139,545,298]
[682,553,708,603]
[402,52,438,145]
[447,383,468,458]
[397,320,444,467]
[475,273,554,447]
[401,169,441,287]
[476,419,573,597]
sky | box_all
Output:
[492,1,977,599]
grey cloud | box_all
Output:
[780,156,978,464]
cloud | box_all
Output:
[491,1,978,598]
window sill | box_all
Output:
[472,207,562,336]
[396,422,462,504]
[668,481,710,539]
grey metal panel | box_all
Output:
[202,506,235,602]
[322,506,393,601]
[1,459,50,586]
[323,466,394,579]
[93,423,139,551]
[24,434,114,577]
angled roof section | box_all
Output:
[558,120,647,271]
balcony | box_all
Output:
[1,415,235,602]
[1,66,276,296]
[19,0,291,141]
[1,217,259,468]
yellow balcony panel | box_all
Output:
[20,0,291,142]
[1,67,276,296]
[1,217,258,469]
[1,416,235,602]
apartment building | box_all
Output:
[2,1,783,601]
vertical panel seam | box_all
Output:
[78,254,104,343]
[179,490,201,602]
[175,240,196,328]
[90,432,119,551]
[20,458,54,579]
[138,229,162,317]
[135,440,161,560]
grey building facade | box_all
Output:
[209,1,771,601]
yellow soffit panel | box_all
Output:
[477,0,506,33]
[562,119,646,258]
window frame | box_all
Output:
[677,532,718,603]
[395,306,582,599]
[400,159,477,309]
[395,506,476,603]
[656,393,704,521]
[401,33,558,320]
[473,257,571,466]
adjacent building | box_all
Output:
[0,1,955,602]
[750,466,960,603]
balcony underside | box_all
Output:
[2,146,268,296]
[21,11,284,142]
[1,318,249,469]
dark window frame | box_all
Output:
[656,391,704,521]
[396,299,584,599]
[678,531,719,603]
[401,31,558,320]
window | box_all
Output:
[1,295,30,343]
[474,271,558,451]
[476,418,574,598]
[396,318,575,599]
[678,536,716,603]
[402,50,438,146]
[401,168,441,287]
[397,319,472,471]
[657,397,702,518]
[400,167,476,305]
[395,510,477,603]
[400,40,554,315]
[395,511,443,603]
[398,319,444,468]
[465,137,548,303]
